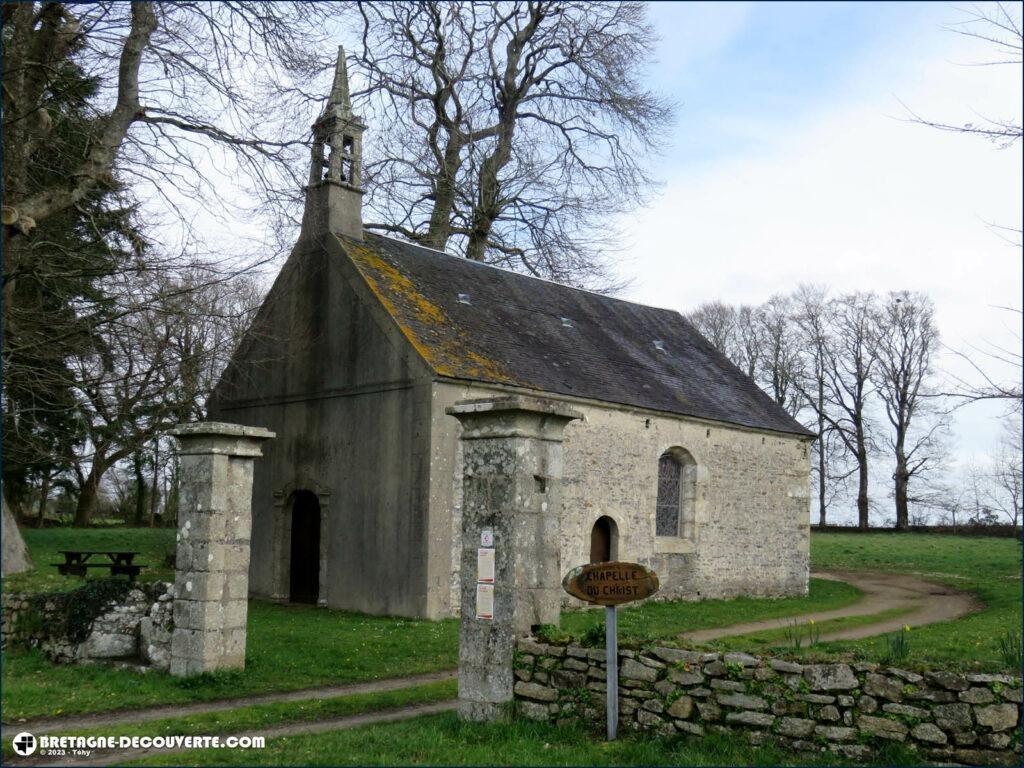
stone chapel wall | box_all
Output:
[430,381,811,617]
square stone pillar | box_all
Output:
[169,422,274,677]
[446,396,581,721]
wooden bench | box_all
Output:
[50,550,146,582]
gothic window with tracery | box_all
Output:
[656,449,697,539]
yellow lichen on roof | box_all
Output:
[343,239,519,385]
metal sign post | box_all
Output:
[605,604,618,740]
[561,561,659,743]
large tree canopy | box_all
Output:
[354,1,673,287]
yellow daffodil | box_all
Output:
[903,624,911,632]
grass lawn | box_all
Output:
[126,712,918,767]
[712,606,912,654]
[558,577,861,644]
[4,528,1019,722]
[1,602,459,720]
[3,526,177,593]
[798,532,1022,670]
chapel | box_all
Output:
[208,48,813,619]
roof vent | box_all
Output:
[561,317,573,328]
[457,293,471,305]
[653,340,666,352]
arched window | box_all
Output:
[656,449,697,539]
[590,516,618,563]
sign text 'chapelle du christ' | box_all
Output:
[561,561,660,606]
[562,561,660,742]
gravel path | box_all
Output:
[681,570,979,644]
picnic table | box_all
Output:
[51,550,146,581]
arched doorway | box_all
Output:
[289,490,321,604]
[590,516,618,563]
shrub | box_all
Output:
[580,623,605,648]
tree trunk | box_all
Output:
[36,473,51,528]
[894,457,910,530]
[73,463,105,526]
[855,417,870,530]
[423,137,465,251]
[148,440,160,527]
[816,379,826,526]
[856,451,870,530]
[133,451,147,525]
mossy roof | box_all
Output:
[339,232,812,438]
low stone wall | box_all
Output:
[514,639,1022,765]
[2,581,174,670]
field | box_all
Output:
[2,526,1020,768]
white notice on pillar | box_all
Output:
[480,529,494,547]
[477,547,495,583]
[475,583,494,620]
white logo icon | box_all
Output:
[13,732,37,756]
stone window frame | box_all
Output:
[271,480,331,607]
[655,447,699,554]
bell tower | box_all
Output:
[300,46,366,241]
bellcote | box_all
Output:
[300,46,366,241]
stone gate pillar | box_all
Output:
[169,422,274,677]
[446,396,581,721]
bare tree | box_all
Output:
[353,1,672,287]
[686,301,737,356]
[869,291,945,530]
[68,266,260,525]
[1,2,333,243]
[755,294,804,416]
[984,415,1023,528]
[942,311,1023,412]
[2,2,327,516]
[733,305,762,380]
[792,285,839,525]
[903,3,1023,413]
[904,2,1022,149]
[821,292,879,529]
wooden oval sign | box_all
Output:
[562,561,660,606]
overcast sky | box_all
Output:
[182,2,1020,523]
[604,2,1021,521]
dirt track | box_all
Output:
[681,570,980,644]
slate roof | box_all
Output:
[337,232,813,437]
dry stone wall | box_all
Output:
[1,582,174,670]
[514,638,1022,766]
